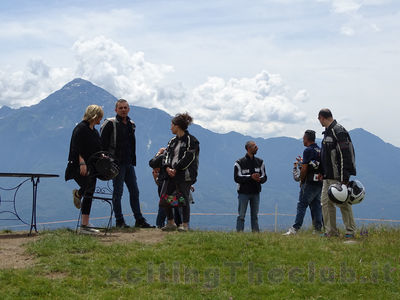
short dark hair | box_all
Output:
[172,112,193,130]
[245,141,255,150]
[304,130,316,142]
[318,108,332,119]
[115,98,128,108]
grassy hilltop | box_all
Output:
[1,227,400,299]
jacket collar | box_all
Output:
[245,153,255,160]
[115,114,131,123]
[322,119,337,135]
[176,130,189,140]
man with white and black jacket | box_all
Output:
[234,141,267,232]
[318,108,356,238]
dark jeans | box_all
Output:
[156,206,182,227]
[293,183,323,231]
[112,163,143,222]
[74,173,97,215]
[236,193,260,232]
[156,180,182,227]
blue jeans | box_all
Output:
[236,193,260,232]
[293,183,322,231]
[112,163,143,222]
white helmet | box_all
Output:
[347,180,365,205]
[328,183,349,204]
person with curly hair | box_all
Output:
[159,113,200,232]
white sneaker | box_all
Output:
[283,227,297,235]
[79,225,100,235]
[177,225,188,232]
[161,223,177,232]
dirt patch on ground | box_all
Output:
[99,228,167,245]
[0,232,38,269]
[0,229,168,270]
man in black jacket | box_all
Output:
[234,141,267,232]
[318,108,356,238]
[101,99,153,228]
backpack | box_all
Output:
[100,118,118,156]
[100,117,136,156]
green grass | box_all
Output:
[1,226,400,299]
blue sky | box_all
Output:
[1,0,399,146]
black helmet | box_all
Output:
[89,151,119,181]
[347,180,366,205]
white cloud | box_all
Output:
[0,8,142,42]
[72,36,173,108]
[179,71,307,137]
[294,90,309,103]
[340,25,356,36]
[0,59,72,107]
[0,36,173,108]
[319,0,387,36]
[0,36,307,138]
[331,0,362,14]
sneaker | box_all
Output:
[72,189,81,209]
[135,219,155,228]
[320,232,339,238]
[344,234,355,239]
[283,227,297,236]
[79,225,100,235]
[161,223,177,231]
[116,219,130,228]
[177,225,188,232]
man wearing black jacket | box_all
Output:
[234,141,267,232]
[318,108,356,238]
[101,99,153,228]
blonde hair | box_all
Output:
[83,104,104,122]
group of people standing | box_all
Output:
[66,100,357,237]
[235,109,357,238]
[281,108,357,238]
[66,99,199,234]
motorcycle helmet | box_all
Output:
[328,183,349,204]
[89,151,120,181]
[347,180,365,205]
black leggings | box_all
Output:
[74,173,97,215]
[165,181,192,224]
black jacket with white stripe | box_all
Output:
[164,130,200,183]
[320,120,356,182]
[234,154,267,194]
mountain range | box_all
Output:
[1,78,399,231]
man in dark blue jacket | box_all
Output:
[234,141,267,232]
[101,99,153,228]
[284,130,323,235]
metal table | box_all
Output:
[0,173,59,234]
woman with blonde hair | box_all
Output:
[65,104,104,234]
